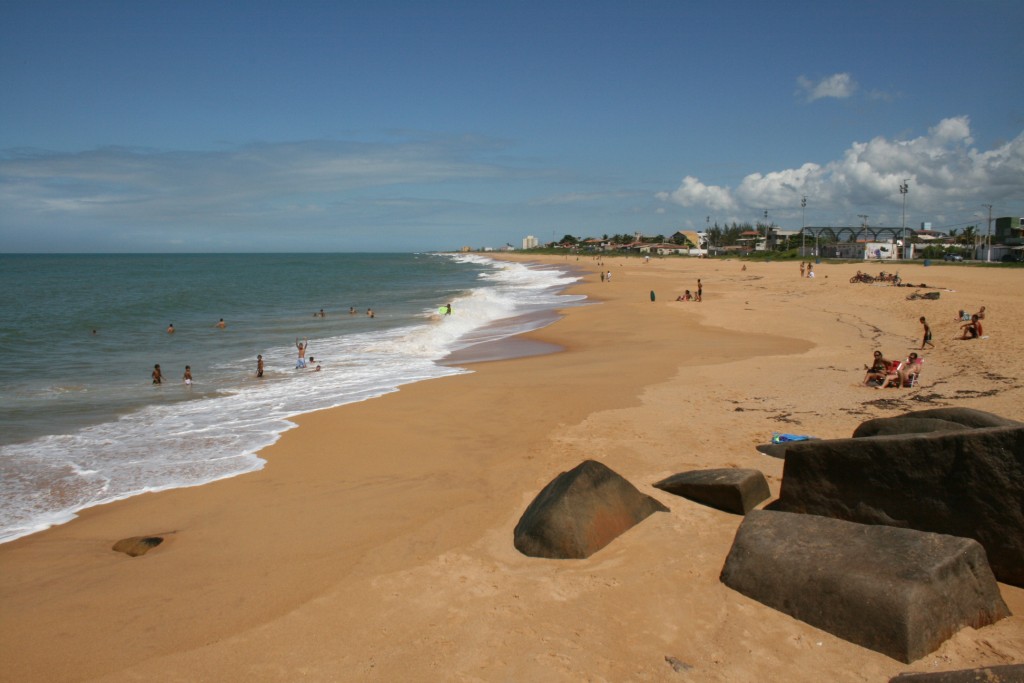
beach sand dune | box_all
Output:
[1,256,1021,682]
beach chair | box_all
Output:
[904,359,923,387]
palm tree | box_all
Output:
[960,226,977,249]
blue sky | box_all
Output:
[1,1,1022,252]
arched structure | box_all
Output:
[799,226,905,243]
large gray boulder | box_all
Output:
[720,510,1010,663]
[653,468,770,514]
[514,460,668,559]
[774,411,1024,586]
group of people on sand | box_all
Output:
[676,279,703,302]
[957,307,986,340]
[863,305,987,390]
[799,262,815,278]
[863,350,923,389]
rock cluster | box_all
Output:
[721,407,1018,662]
[773,407,1024,586]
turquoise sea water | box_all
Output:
[0,253,583,542]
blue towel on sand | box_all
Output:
[772,433,816,444]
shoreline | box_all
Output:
[1,255,1021,681]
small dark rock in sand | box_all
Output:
[653,468,770,515]
[112,536,164,557]
[514,460,668,559]
[720,510,1009,663]
[664,655,693,672]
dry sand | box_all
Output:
[1,255,1022,682]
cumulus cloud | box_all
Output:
[797,73,858,102]
[657,116,1024,226]
[655,176,737,212]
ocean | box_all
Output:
[0,253,584,543]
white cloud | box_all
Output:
[655,176,736,212]
[657,116,1024,226]
[797,73,858,102]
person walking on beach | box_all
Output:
[800,262,805,278]
[183,365,192,386]
[256,354,264,378]
[920,317,934,350]
[296,338,308,369]
[696,279,703,302]
[152,364,163,384]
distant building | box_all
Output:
[994,217,1024,245]
[522,235,538,249]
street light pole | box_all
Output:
[801,196,807,257]
[764,209,769,251]
[858,214,869,260]
[900,180,909,259]
[983,203,993,262]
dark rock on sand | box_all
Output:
[899,407,1022,429]
[653,468,770,515]
[774,412,1024,586]
[889,663,1024,682]
[852,417,970,438]
[755,443,789,459]
[854,408,1021,438]
[514,459,668,559]
[112,536,164,557]
[720,510,1010,663]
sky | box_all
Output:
[1,0,1023,253]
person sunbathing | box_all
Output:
[676,290,693,301]
[863,351,888,385]
[878,358,905,389]
[899,352,923,387]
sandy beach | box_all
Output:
[1,255,1022,682]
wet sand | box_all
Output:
[0,255,1021,682]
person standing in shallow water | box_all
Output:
[256,354,264,378]
[183,365,192,386]
[152,364,163,384]
[295,338,308,369]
